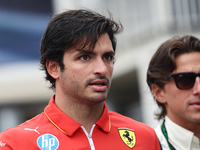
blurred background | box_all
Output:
[1,0,200,132]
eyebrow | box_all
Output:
[76,50,95,55]
[76,49,115,55]
[104,51,115,56]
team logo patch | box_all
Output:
[118,127,136,148]
[37,134,59,150]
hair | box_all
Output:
[40,9,123,89]
[146,35,200,120]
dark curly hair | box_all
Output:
[40,9,123,89]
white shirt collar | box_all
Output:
[165,116,200,150]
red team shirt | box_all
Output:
[0,95,161,150]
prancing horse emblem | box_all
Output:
[123,130,133,143]
[118,128,136,148]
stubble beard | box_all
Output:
[66,78,110,106]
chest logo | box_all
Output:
[118,128,136,148]
[37,134,59,150]
[24,127,40,134]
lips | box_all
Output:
[189,100,200,105]
[89,80,107,86]
[189,100,200,109]
[89,79,108,92]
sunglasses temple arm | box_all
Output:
[164,75,172,81]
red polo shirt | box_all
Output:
[0,95,161,150]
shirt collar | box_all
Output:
[95,102,111,133]
[165,116,200,149]
[44,95,111,136]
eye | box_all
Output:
[79,55,89,61]
[104,55,113,61]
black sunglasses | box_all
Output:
[164,72,200,90]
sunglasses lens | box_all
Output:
[175,73,195,89]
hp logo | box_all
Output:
[37,134,59,150]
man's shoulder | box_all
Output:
[0,113,48,149]
[154,123,170,150]
[108,110,136,122]
[108,111,154,131]
[0,112,45,137]
[108,111,160,148]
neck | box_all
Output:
[55,94,105,134]
[189,124,200,139]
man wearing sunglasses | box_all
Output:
[147,35,200,150]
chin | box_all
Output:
[87,96,107,105]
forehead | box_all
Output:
[74,33,113,51]
[65,33,114,55]
[175,52,200,72]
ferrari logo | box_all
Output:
[118,128,136,148]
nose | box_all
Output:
[193,77,200,95]
[93,58,108,76]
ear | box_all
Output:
[151,84,166,104]
[46,59,60,79]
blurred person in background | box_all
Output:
[147,35,200,150]
[0,9,161,150]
